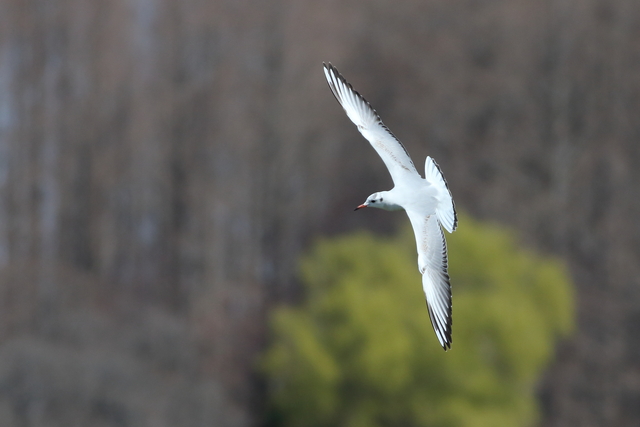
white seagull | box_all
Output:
[323,63,457,350]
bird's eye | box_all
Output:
[380,198,383,202]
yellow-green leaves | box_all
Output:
[262,214,575,427]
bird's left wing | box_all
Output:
[323,63,420,185]
[406,210,452,350]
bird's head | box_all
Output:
[355,191,397,211]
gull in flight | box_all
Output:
[323,63,457,350]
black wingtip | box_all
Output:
[425,298,452,351]
[322,62,335,75]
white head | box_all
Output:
[354,191,400,211]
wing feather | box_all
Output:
[406,211,452,350]
[323,63,420,185]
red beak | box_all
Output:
[354,204,367,211]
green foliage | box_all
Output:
[261,213,575,427]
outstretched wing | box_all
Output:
[406,210,452,350]
[425,156,457,233]
[323,63,420,186]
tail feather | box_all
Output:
[425,156,457,233]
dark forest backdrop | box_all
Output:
[0,0,639,426]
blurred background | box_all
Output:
[0,0,639,426]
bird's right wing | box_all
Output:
[406,210,452,350]
[323,63,420,186]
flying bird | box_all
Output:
[323,63,457,350]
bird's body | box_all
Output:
[323,63,457,350]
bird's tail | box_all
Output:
[425,156,457,233]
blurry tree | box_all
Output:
[262,214,574,427]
